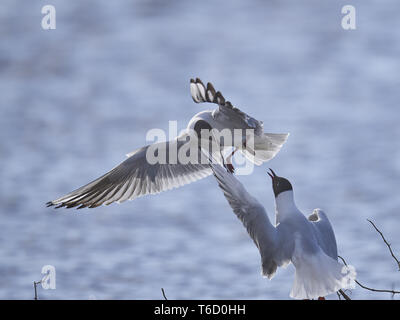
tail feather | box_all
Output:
[242,133,289,165]
[290,247,356,299]
[260,133,290,147]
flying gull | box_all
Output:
[47,78,289,209]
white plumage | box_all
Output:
[47,78,288,209]
[211,163,356,299]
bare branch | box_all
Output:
[338,289,351,300]
[367,219,400,271]
[33,280,41,300]
[161,287,168,300]
[338,255,400,296]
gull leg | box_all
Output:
[317,297,325,300]
[210,130,233,173]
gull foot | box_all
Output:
[226,163,235,174]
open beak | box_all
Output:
[267,168,277,180]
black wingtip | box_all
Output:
[206,82,215,92]
[195,78,205,88]
[46,201,54,207]
[215,91,225,105]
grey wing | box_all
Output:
[190,78,263,135]
[210,163,278,279]
[308,208,338,260]
[47,136,212,209]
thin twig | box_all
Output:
[338,255,400,295]
[33,281,41,300]
[338,289,351,300]
[367,219,400,271]
[161,288,168,300]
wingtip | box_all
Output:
[215,91,225,105]
[190,77,205,85]
[283,132,290,142]
[46,201,54,207]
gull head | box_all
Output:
[267,168,293,197]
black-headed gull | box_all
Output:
[211,164,356,299]
[47,78,288,209]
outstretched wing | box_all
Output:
[210,162,278,279]
[308,208,338,260]
[190,78,263,135]
[47,134,212,209]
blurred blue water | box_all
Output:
[0,0,399,299]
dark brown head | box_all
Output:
[267,168,293,197]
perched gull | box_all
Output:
[211,164,356,299]
[47,78,289,209]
